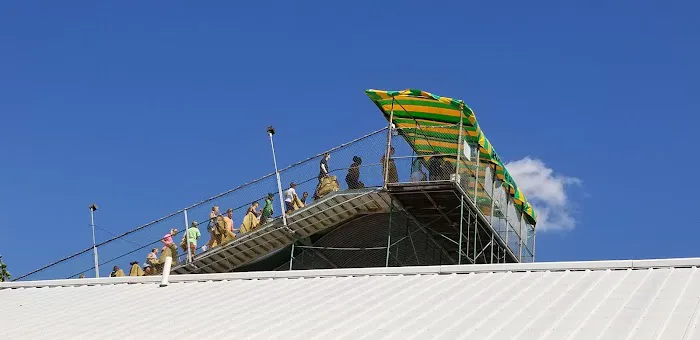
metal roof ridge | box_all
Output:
[3,257,699,290]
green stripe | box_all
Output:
[414,145,458,154]
[365,91,383,101]
[390,111,462,124]
[367,88,537,226]
[393,118,462,128]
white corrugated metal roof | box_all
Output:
[3,258,700,340]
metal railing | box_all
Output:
[387,123,536,263]
[15,127,390,281]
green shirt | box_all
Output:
[186,227,201,245]
[262,198,273,216]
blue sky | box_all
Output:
[1,1,698,279]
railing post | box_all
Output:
[89,205,100,278]
[160,256,172,287]
[383,98,395,189]
[184,209,192,264]
[268,130,289,230]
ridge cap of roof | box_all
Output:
[3,257,699,290]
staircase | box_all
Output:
[172,188,392,274]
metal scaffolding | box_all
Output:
[15,106,535,280]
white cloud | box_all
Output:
[505,157,581,231]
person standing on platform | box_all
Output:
[224,208,234,233]
[181,221,201,256]
[260,193,274,225]
[381,146,398,184]
[285,182,298,213]
[205,206,220,250]
[346,156,364,189]
[319,152,331,181]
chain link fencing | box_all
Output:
[15,127,390,281]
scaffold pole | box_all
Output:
[519,209,524,261]
[458,195,464,265]
[457,106,465,265]
[533,228,537,262]
[383,98,395,189]
[289,242,295,271]
[385,197,393,267]
[473,210,478,263]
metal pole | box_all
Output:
[89,204,100,278]
[456,107,464,182]
[532,227,537,262]
[268,128,288,229]
[160,256,172,287]
[490,230,495,264]
[490,165,496,264]
[184,209,192,264]
[385,197,393,267]
[519,209,524,262]
[473,149,480,203]
[289,242,295,270]
[489,166,496,224]
[383,98,395,189]
[466,207,471,263]
[457,106,465,266]
[504,198,509,254]
[473,210,478,263]
[458,195,464,265]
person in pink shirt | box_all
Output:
[162,228,178,250]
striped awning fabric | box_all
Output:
[366,89,536,225]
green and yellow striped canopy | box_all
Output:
[366,88,537,226]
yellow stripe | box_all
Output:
[381,103,461,118]
[414,139,458,149]
[403,129,479,139]
[466,114,477,125]
[397,125,459,136]
[395,118,463,128]
[392,95,462,110]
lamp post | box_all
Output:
[267,126,289,230]
[89,203,100,278]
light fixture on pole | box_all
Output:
[267,126,290,231]
[89,203,100,278]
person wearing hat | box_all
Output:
[161,228,178,251]
[260,193,274,225]
[180,221,201,256]
[346,155,364,189]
